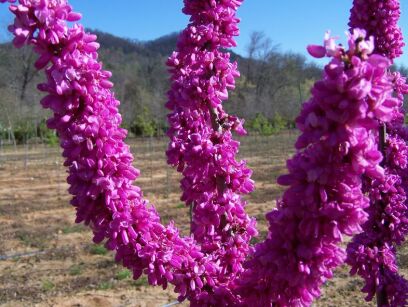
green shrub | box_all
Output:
[132,276,149,287]
[271,113,287,132]
[116,269,132,280]
[38,119,59,145]
[0,119,59,145]
[89,244,108,256]
[247,113,290,135]
[98,281,114,290]
[130,107,159,137]
[249,113,274,135]
[62,225,84,234]
[42,280,55,291]
[69,264,84,276]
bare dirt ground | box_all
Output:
[0,132,407,307]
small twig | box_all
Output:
[376,123,388,307]
[379,124,386,167]
[207,103,222,133]
[376,265,388,307]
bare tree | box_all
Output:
[245,31,277,86]
[18,47,39,101]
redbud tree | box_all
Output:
[1,0,407,306]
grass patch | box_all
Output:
[16,232,32,246]
[62,225,84,234]
[116,269,132,280]
[161,215,171,225]
[96,259,116,269]
[176,203,185,209]
[16,231,46,249]
[132,276,148,287]
[98,281,114,290]
[42,280,55,291]
[89,244,108,256]
[69,263,84,276]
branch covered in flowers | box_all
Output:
[346,127,408,305]
[3,0,408,306]
[349,0,405,61]
[166,0,257,284]
[346,1,408,305]
[0,0,254,305]
[346,72,408,307]
[236,30,401,306]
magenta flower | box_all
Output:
[2,0,255,305]
[346,1,408,305]
[349,0,405,60]
[3,1,408,306]
[166,0,257,291]
[236,31,401,306]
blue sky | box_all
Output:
[1,1,408,66]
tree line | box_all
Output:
[0,29,406,143]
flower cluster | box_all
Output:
[346,1,408,305]
[349,0,405,60]
[166,0,257,286]
[236,30,401,306]
[5,0,408,306]
[346,131,408,304]
[2,0,254,305]
[345,71,408,307]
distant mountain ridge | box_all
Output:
[0,28,324,131]
[90,29,244,61]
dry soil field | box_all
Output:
[0,132,407,307]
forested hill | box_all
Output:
[0,29,325,137]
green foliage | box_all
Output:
[98,281,114,290]
[0,124,7,140]
[250,113,274,135]
[132,276,149,287]
[116,269,132,280]
[130,106,162,137]
[42,280,55,291]
[272,113,287,131]
[247,113,289,135]
[38,120,59,145]
[16,232,32,246]
[0,31,325,133]
[62,225,85,234]
[0,119,58,145]
[89,244,108,256]
[176,203,185,209]
[16,230,46,248]
[12,121,35,144]
[69,263,84,276]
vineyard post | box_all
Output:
[42,139,46,163]
[165,165,170,199]
[57,154,61,200]
[0,138,3,164]
[149,136,153,187]
[24,136,28,170]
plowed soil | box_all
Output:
[0,133,406,306]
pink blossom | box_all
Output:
[237,30,400,306]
